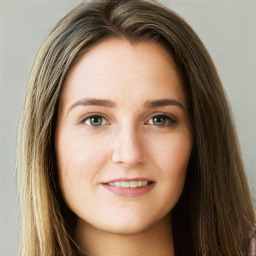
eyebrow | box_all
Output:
[145,98,185,110]
[68,97,185,112]
[69,98,117,112]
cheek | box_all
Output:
[150,131,192,200]
[151,131,192,172]
[56,131,108,172]
[55,132,109,203]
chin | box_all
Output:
[96,211,171,236]
[105,222,151,235]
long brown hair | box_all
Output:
[17,0,255,255]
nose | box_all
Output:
[111,124,145,167]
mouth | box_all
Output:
[107,180,153,188]
[102,179,155,197]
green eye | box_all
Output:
[148,115,175,126]
[85,115,107,126]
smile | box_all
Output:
[108,181,151,188]
[102,179,155,197]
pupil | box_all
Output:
[153,116,165,126]
[91,116,102,126]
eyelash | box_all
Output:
[80,113,108,127]
[80,113,177,128]
[146,114,177,127]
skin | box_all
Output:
[55,38,192,256]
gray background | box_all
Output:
[0,0,255,255]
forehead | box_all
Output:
[60,38,186,108]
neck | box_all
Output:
[74,214,174,256]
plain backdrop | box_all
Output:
[0,0,255,255]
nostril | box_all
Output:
[111,128,145,166]
[111,151,144,166]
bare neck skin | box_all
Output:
[75,213,174,256]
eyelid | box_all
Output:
[145,112,177,126]
[79,112,109,125]
[78,112,177,126]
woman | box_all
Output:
[17,0,255,255]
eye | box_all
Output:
[84,115,107,126]
[147,114,176,127]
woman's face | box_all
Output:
[55,38,192,236]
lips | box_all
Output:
[102,178,155,197]
[108,180,152,188]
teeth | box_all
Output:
[130,181,137,188]
[121,181,129,188]
[108,181,151,188]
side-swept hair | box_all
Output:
[17,0,255,255]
